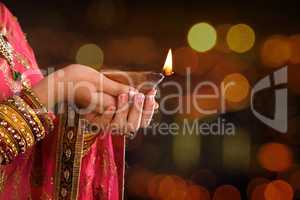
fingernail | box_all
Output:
[136,93,145,103]
[129,88,137,99]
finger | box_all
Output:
[127,93,145,132]
[91,92,116,113]
[141,89,156,127]
[78,91,116,114]
[97,73,137,96]
[91,106,116,131]
[70,65,137,96]
[111,93,130,133]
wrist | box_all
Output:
[31,70,65,110]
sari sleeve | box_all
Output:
[0,3,53,165]
[0,3,43,86]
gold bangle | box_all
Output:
[21,85,54,131]
[11,96,45,141]
[0,124,18,156]
[0,113,27,153]
[0,104,35,147]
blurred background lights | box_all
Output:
[166,176,188,200]
[215,24,231,53]
[185,185,210,200]
[247,177,269,199]
[76,43,104,70]
[251,183,268,200]
[289,34,300,64]
[222,129,251,171]
[147,175,164,199]
[213,185,241,200]
[265,180,294,200]
[258,143,293,172]
[187,22,217,52]
[222,73,250,103]
[172,134,201,172]
[260,35,291,68]
[289,169,300,191]
[174,47,200,76]
[226,24,255,53]
[158,176,176,199]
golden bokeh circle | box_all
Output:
[226,24,255,53]
[188,22,217,52]
[260,35,291,68]
[222,73,250,103]
[76,43,104,70]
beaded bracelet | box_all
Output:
[0,104,35,148]
[9,96,45,141]
[0,139,14,164]
[0,116,27,153]
[20,85,54,133]
[0,125,18,158]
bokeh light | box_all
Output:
[247,177,269,199]
[260,35,291,68]
[226,24,255,53]
[258,143,293,172]
[168,176,188,200]
[172,134,201,172]
[147,175,164,199]
[127,168,153,197]
[213,185,241,200]
[289,169,300,189]
[76,43,104,70]
[265,180,294,200]
[223,129,251,171]
[251,183,268,200]
[185,185,210,200]
[158,175,177,199]
[289,34,300,64]
[188,22,217,52]
[222,73,250,103]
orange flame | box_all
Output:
[163,49,173,76]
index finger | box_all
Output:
[97,73,137,96]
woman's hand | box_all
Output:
[86,88,158,137]
[31,64,158,136]
[32,64,136,112]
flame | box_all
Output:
[163,49,173,76]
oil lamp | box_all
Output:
[102,48,173,93]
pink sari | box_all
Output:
[0,3,125,200]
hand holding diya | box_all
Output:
[101,49,173,93]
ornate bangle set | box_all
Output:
[0,87,54,164]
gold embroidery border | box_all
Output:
[54,105,83,200]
